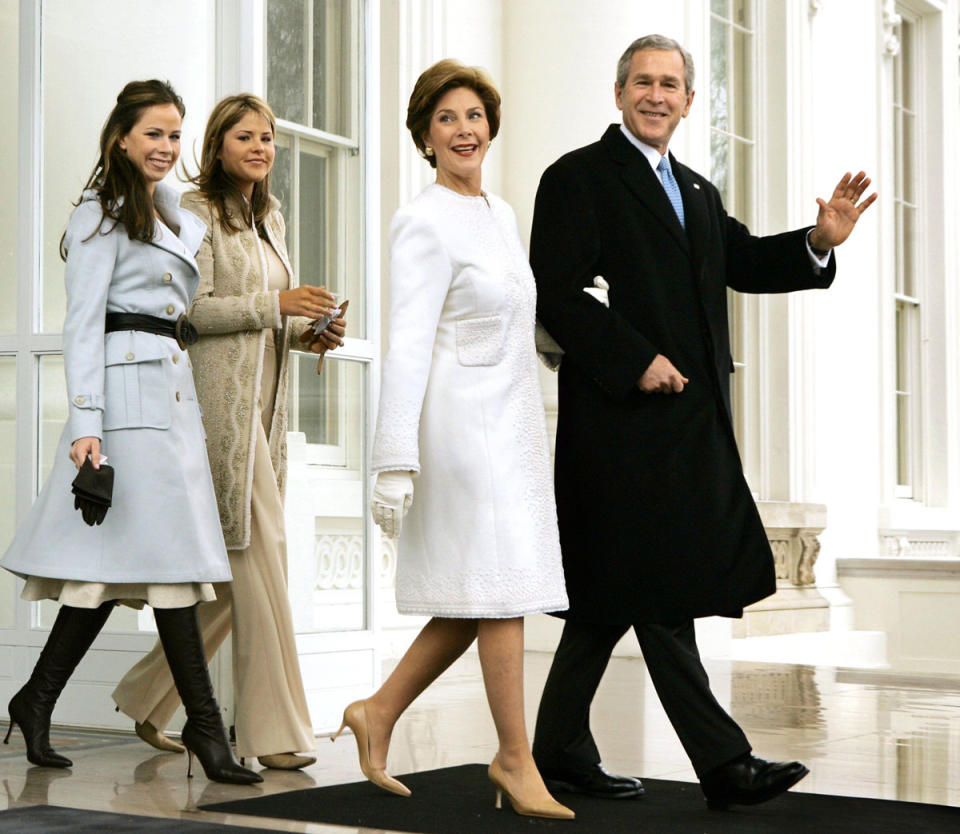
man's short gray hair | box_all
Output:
[616,35,695,93]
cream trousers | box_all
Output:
[112,342,314,757]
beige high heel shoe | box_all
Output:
[258,752,317,770]
[488,755,575,820]
[135,720,186,754]
[332,700,411,797]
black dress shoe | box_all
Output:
[540,763,644,799]
[700,755,809,810]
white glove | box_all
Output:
[535,320,564,372]
[535,277,610,372]
[583,275,610,307]
[372,470,415,539]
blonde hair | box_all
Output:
[406,59,501,168]
[190,94,277,234]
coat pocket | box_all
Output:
[102,340,172,431]
[455,314,504,367]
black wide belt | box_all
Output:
[105,312,199,350]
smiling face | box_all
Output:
[424,86,490,192]
[615,48,694,154]
[118,103,183,192]
[218,110,276,197]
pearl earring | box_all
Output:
[424,146,434,157]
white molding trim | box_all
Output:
[883,0,903,55]
[786,0,819,503]
[16,0,41,533]
[396,0,446,208]
[276,118,360,150]
[13,0,43,634]
[364,0,382,644]
[837,557,960,578]
[216,0,265,97]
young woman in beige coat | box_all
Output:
[112,94,346,771]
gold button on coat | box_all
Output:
[172,354,179,364]
[125,352,135,361]
[166,305,175,315]
[162,273,173,282]
[74,395,85,405]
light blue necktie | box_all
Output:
[657,156,685,229]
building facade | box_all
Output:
[1,0,959,732]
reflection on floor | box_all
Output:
[1,654,959,833]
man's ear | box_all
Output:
[614,83,624,112]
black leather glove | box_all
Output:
[71,458,114,526]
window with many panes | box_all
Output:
[0,1,18,626]
[892,10,921,498]
[8,0,219,633]
[710,0,759,490]
[265,0,372,631]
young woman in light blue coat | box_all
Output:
[0,80,259,785]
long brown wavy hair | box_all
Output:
[189,94,277,235]
[61,79,185,259]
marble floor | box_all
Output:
[1,652,959,832]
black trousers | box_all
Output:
[532,618,751,779]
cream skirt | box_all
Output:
[21,577,216,609]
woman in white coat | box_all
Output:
[0,80,259,785]
[334,60,571,821]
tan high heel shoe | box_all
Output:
[332,700,410,797]
[258,752,317,770]
[135,720,186,754]
[488,756,575,820]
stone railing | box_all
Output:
[735,502,828,638]
[758,502,827,587]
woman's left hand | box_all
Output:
[307,316,346,354]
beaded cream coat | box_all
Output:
[181,190,311,549]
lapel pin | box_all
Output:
[693,183,701,190]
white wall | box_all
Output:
[500,1,693,237]
[40,0,217,331]
[806,0,886,582]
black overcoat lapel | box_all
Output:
[671,155,710,276]
[601,126,689,255]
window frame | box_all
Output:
[891,9,924,500]
[710,0,762,494]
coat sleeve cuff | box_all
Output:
[69,407,104,444]
[271,290,282,326]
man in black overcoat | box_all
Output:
[530,34,876,810]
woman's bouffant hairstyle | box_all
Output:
[63,79,184,259]
[406,59,501,169]
[189,94,277,235]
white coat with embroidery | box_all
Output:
[371,183,568,617]
[1,184,231,583]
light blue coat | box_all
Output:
[1,183,231,583]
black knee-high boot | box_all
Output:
[5,601,114,767]
[153,605,262,785]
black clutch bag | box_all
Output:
[71,458,115,526]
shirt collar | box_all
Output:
[619,123,668,173]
